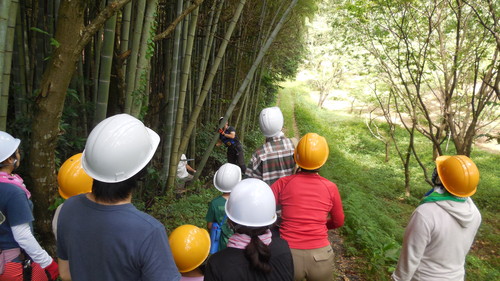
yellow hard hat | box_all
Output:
[294,133,329,170]
[169,224,210,273]
[436,155,479,197]
[57,153,93,199]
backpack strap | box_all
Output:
[220,215,228,227]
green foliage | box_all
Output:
[149,186,219,234]
[195,122,227,177]
[262,0,314,80]
[277,83,300,138]
[259,70,280,105]
[48,197,65,211]
[133,165,167,206]
[242,128,265,157]
[466,255,500,280]
[57,88,89,164]
[468,151,500,213]
[29,27,60,52]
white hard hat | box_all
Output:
[82,114,160,183]
[259,107,284,137]
[0,131,21,163]
[225,178,277,227]
[213,163,241,193]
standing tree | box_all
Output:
[333,0,499,158]
[29,0,132,246]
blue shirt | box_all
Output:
[0,182,34,250]
[57,194,180,281]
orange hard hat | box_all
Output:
[169,225,210,273]
[57,153,93,199]
[436,155,479,197]
[294,133,329,170]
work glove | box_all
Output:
[44,259,59,281]
[218,128,224,134]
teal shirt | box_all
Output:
[205,195,233,251]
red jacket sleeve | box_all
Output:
[326,184,344,229]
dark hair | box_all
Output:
[432,168,443,187]
[0,151,18,167]
[235,224,272,273]
[92,168,146,203]
[298,167,320,173]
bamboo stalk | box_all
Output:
[93,9,117,124]
[193,0,299,180]
[0,0,18,130]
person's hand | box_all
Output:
[44,259,59,281]
[218,128,224,134]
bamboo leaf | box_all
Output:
[30,27,51,36]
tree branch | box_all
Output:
[154,0,204,41]
[75,0,132,57]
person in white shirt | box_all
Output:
[177,154,196,182]
[392,155,482,281]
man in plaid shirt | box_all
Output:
[246,107,295,186]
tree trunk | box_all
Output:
[94,10,117,123]
[194,0,223,100]
[130,0,158,116]
[166,5,199,189]
[13,5,28,119]
[161,0,184,188]
[28,0,131,248]
[178,0,247,156]
[29,0,87,249]
[0,0,16,130]
[124,0,146,114]
[120,1,132,75]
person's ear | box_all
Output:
[6,156,17,165]
[0,157,16,168]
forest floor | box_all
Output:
[329,229,364,280]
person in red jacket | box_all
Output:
[271,133,344,281]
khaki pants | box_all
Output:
[291,245,335,281]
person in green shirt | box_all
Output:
[205,163,241,252]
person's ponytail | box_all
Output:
[243,227,271,273]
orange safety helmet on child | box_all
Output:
[169,224,211,273]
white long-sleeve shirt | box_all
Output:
[12,223,53,268]
[392,198,481,281]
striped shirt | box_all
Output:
[246,135,295,186]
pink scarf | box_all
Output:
[227,229,272,249]
[0,172,31,199]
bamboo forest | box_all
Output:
[0,0,498,280]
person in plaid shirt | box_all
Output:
[245,107,295,186]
